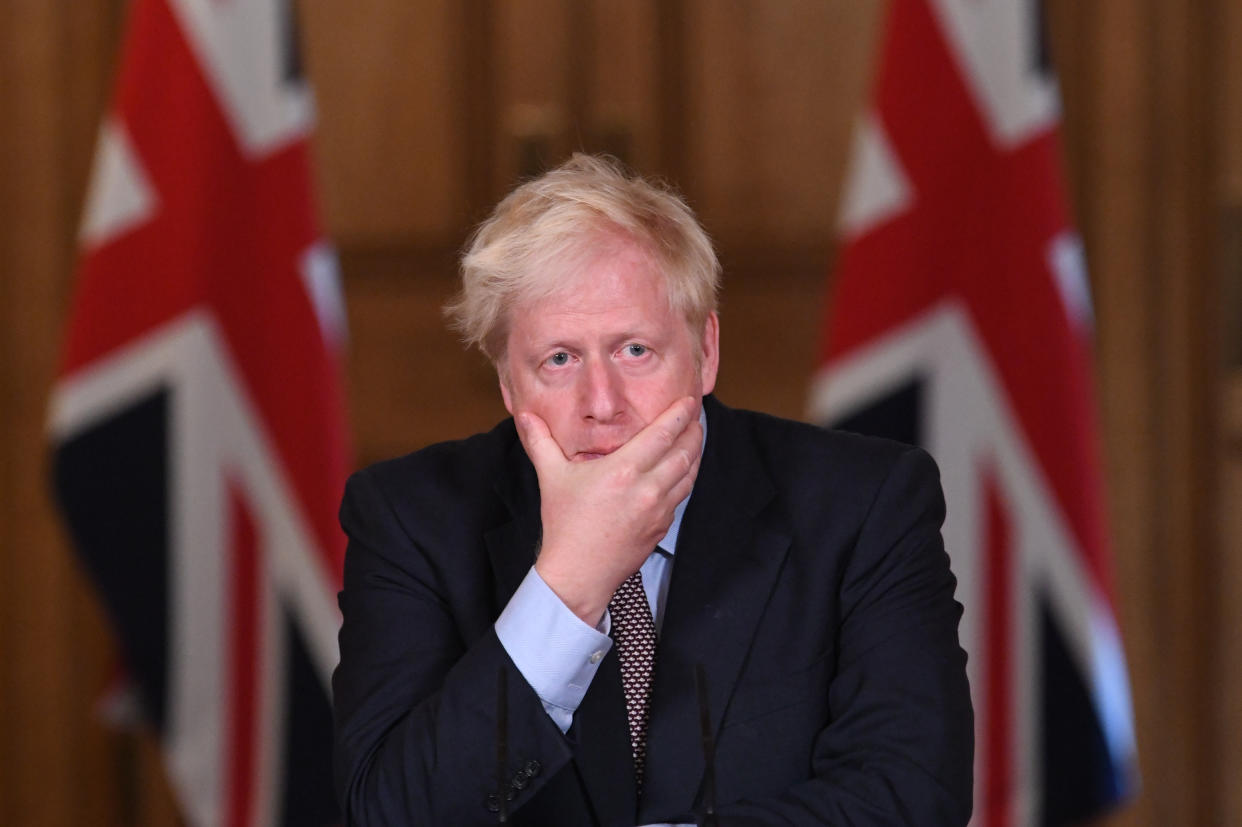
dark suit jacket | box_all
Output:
[332,396,973,825]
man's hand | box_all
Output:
[515,396,703,626]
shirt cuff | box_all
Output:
[495,567,613,732]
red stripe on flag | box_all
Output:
[228,483,260,827]
[983,469,1013,827]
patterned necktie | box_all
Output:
[609,568,657,792]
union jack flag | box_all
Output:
[48,1,347,824]
[809,1,1138,823]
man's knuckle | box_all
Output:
[679,448,695,474]
[635,483,660,511]
[612,464,637,488]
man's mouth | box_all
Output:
[574,446,620,461]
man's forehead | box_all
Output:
[513,295,674,341]
[508,281,688,354]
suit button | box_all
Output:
[511,774,529,791]
[524,759,541,776]
[485,789,517,812]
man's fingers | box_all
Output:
[620,396,700,470]
[665,451,700,508]
[515,411,565,472]
[648,423,702,498]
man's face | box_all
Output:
[498,238,719,461]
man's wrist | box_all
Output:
[494,567,613,731]
[532,556,613,627]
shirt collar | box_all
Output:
[655,405,708,556]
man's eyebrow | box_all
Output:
[531,337,577,351]
[618,326,670,344]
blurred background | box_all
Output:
[1,0,1239,824]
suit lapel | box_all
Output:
[640,398,792,821]
[485,434,542,609]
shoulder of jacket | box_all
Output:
[349,417,519,492]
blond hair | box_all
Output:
[445,153,720,362]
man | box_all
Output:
[332,155,973,825]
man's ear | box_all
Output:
[699,311,720,395]
[499,371,515,415]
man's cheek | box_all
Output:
[546,425,578,460]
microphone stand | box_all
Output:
[496,667,509,823]
[695,664,719,827]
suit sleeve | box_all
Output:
[716,447,974,825]
[331,469,574,826]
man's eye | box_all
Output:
[624,344,648,357]
[547,352,570,366]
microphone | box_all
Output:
[496,666,509,823]
[695,664,719,827]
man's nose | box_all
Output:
[580,358,624,421]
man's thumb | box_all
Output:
[515,412,561,469]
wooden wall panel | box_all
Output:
[0,2,129,824]
[1218,5,1242,824]
[683,0,882,245]
[1062,0,1224,823]
[1217,376,1242,827]
[1069,3,1156,825]
[712,263,826,418]
[339,252,506,467]
[492,1,667,184]
[587,1,661,171]
[1219,0,1242,366]
[1220,0,1242,201]
[684,2,763,237]
[302,0,882,249]
[301,0,464,241]
[494,0,571,184]
[1149,0,1219,819]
